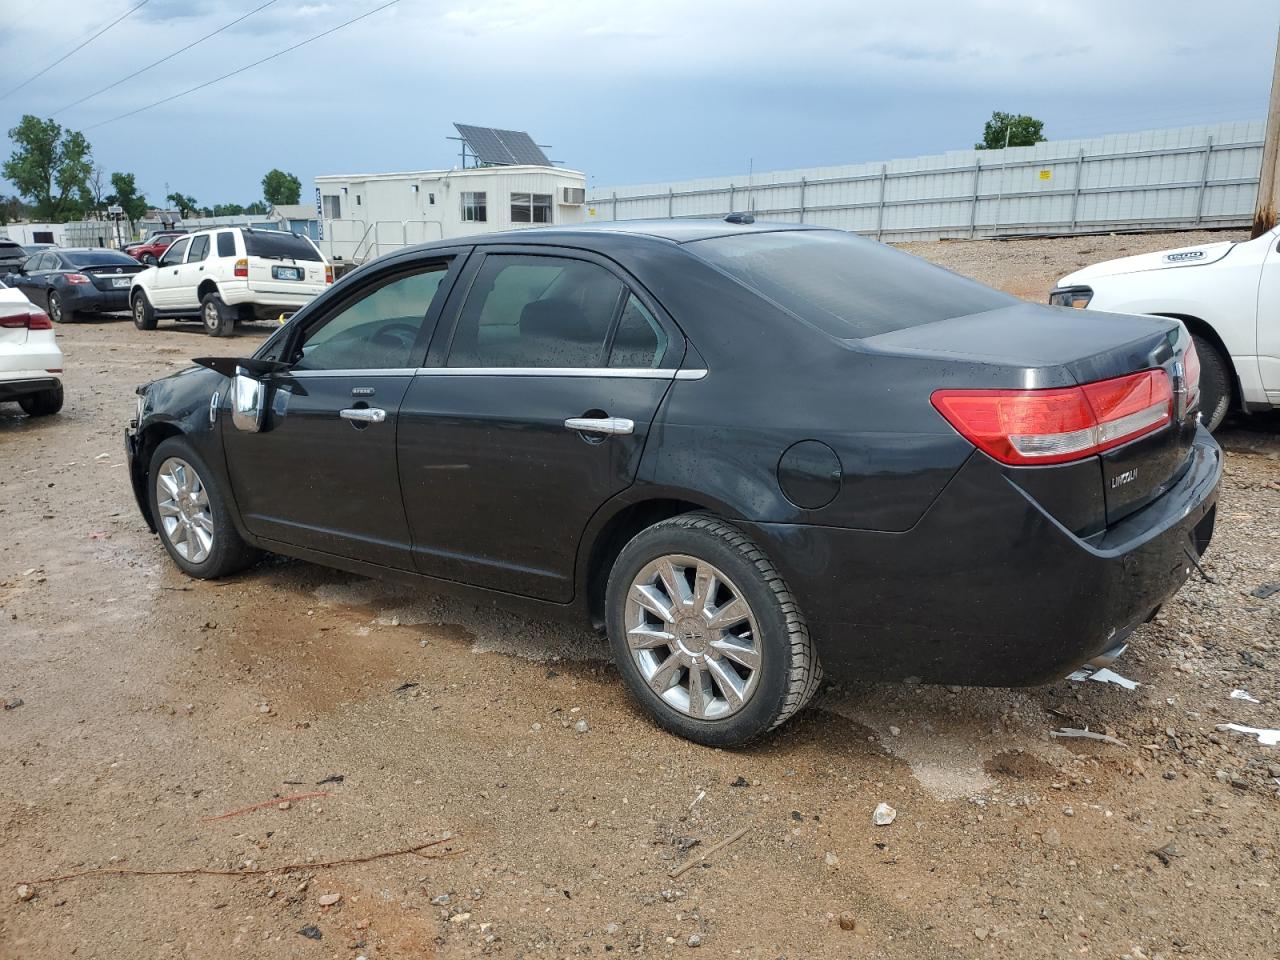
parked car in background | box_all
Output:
[8,248,146,323]
[130,227,331,337]
[0,238,26,276]
[20,242,60,257]
[0,277,63,416]
[1051,225,1280,430]
[123,230,188,266]
[126,220,1220,746]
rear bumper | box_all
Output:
[219,281,322,309]
[743,425,1222,686]
[65,286,132,313]
[0,376,60,401]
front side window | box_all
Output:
[608,295,668,369]
[188,235,210,262]
[510,193,552,224]
[447,255,623,369]
[461,192,487,223]
[293,263,451,372]
[160,238,190,266]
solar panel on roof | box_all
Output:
[454,123,550,167]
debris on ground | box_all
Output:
[392,681,419,693]
[668,827,748,878]
[872,802,897,826]
[1050,727,1126,747]
[298,925,322,940]
[573,718,589,733]
[1150,841,1183,867]
[1248,582,1279,599]
[317,892,341,906]
[202,792,329,822]
[15,884,34,902]
[2,697,23,711]
[1067,666,1139,689]
[1230,689,1262,704]
[1216,723,1280,746]
[315,775,345,786]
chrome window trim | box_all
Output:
[281,367,707,380]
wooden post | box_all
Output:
[1252,26,1280,237]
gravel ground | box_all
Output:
[1,230,1277,959]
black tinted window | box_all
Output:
[294,264,450,371]
[64,250,139,267]
[447,255,623,368]
[243,230,320,261]
[188,236,210,261]
[688,230,1015,339]
[216,232,235,257]
[608,295,668,368]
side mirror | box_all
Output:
[231,367,266,433]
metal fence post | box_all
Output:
[969,158,981,238]
[798,177,807,223]
[612,192,617,221]
[875,164,888,239]
[1195,136,1215,225]
[1069,149,1085,231]
[668,188,674,218]
[728,183,735,214]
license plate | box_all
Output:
[273,266,301,281]
[112,277,131,288]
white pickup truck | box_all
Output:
[129,226,331,337]
[1051,226,1280,430]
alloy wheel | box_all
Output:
[203,301,219,332]
[624,554,762,720]
[133,297,145,324]
[155,457,214,563]
[48,293,62,323]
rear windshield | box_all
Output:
[687,229,1015,339]
[243,230,321,261]
[65,250,139,267]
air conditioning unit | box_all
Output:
[561,187,585,205]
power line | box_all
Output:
[1,0,150,102]
[55,0,279,116]
[84,0,400,132]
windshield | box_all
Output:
[243,230,321,262]
[64,250,138,267]
[687,229,1015,339]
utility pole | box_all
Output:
[1252,26,1280,237]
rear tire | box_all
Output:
[148,436,258,579]
[18,384,63,417]
[47,291,75,324]
[201,291,236,337]
[132,290,157,330]
[605,513,822,747]
[1193,334,1231,432]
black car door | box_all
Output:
[15,253,53,306]
[398,246,686,602]
[220,252,465,568]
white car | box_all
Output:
[0,279,63,416]
[130,226,332,337]
[1051,227,1280,430]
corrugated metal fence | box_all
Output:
[587,122,1264,241]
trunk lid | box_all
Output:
[863,301,1195,528]
[83,261,146,292]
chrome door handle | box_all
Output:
[564,417,634,436]
[340,407,387,423]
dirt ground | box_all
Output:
[2,230,1278,960]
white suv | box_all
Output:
[0,279,63,416]
[129,227,331,337]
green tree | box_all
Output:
[0,195,28,225]
[244,200,269,216]
[261,168,302,206]
[976,111,1046,150]
[106,172,148,225]
[166,192,200,217]
[212,202,245,217]
[1,115,94,221]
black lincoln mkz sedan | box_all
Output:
[126,219,1220,746]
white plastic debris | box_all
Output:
[1067,667,1139,689]
[1230,689,1261,704]
[1050,727,1126,747]
[1216,723,1280,746]
[872,802,897,826]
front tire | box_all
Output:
[1192,334,1231,432]
[148,436,258,579]
[201,291,236,337]
[18,384,63,417]
[605,514,822,747]
[132,290,157,330]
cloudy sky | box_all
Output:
[0,0,1275,208]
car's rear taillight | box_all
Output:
[1182,339,1201,413]
[931,369,1173,466]
[234,258,248,278]
[0,310,53,330]
[65,273,91,284]
[324,264,333,284]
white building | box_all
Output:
[314,165,587,269]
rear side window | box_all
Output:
[243,230,321,261]
[688,230,1015,339]
[608,295,667,368]
[447,255,623,368]
[216,232,236,257]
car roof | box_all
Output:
[474,218,825,246]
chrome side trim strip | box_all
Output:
[282,367,709,380]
